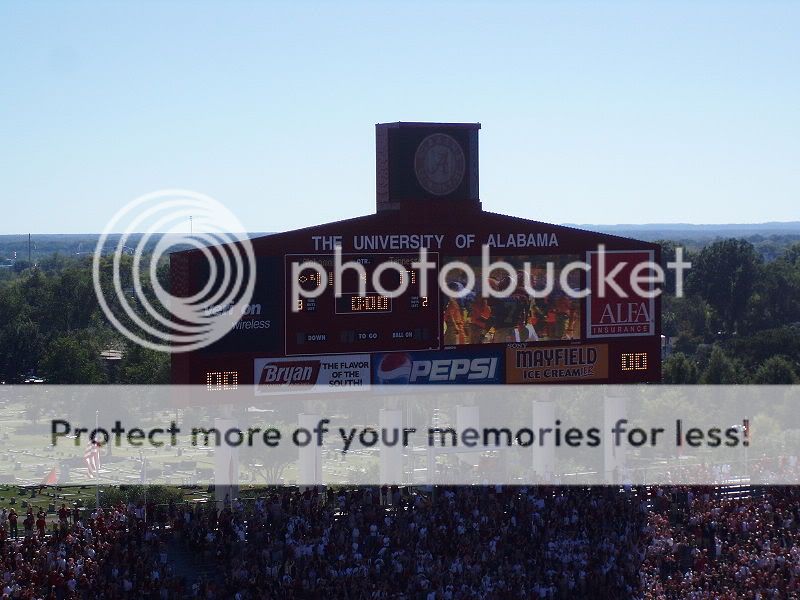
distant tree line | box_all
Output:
[0,254,169,384]
[661,239,800,383]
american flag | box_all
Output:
[84,440,101,478]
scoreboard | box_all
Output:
[171,122,662,389]
[285,253,440,355]
[171,212,662,388]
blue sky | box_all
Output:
[1,1,798,234]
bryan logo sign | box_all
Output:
[506,344,608,383]
[255,354,370,395]
[372,350,503,385]
[586,250,656,338]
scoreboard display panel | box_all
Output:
[285,253,440,355]
[171,208,662,388]
[171,121,661,389]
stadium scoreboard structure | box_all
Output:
[171,122,661,389]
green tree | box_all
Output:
[0,319,44,382]
[662,296,714,339]
[118,344,170,384]
[752,356,799,384]
[723,327,800,374]
[700,346,744,384]
[783,242,800,266]
[662,352,699,384]
[688,239,760,334]
[744,257,800,332]
[40,332,108,384]
[46,264,98,333]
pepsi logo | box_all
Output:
[375,353,413,384]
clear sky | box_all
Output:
[1,1,798,234]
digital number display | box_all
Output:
[336,294,392,314]
[621,352,648,371]
[285,253,439,355]
[206,371,239,391]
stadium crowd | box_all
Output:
[178,486,648,599]
[639,486,800,599]
[0,501,182,599]
[1,486,800,598]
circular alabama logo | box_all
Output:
[414,133,465,196]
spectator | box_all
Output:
[8,508,17,539]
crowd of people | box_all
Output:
[180,486,648,599]
[640,486,800,599]
[0,501,182,598]
[1,486,800,598]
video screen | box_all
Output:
[441,255,582,344]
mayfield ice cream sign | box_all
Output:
[586,250,656,338]
[506,344,608,383]
[254,354,370,394]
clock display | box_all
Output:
[336,294,392,314]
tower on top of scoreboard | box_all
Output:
[171,122,662,388]
[375,122,481,212]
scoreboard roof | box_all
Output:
[178,208,659,258]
